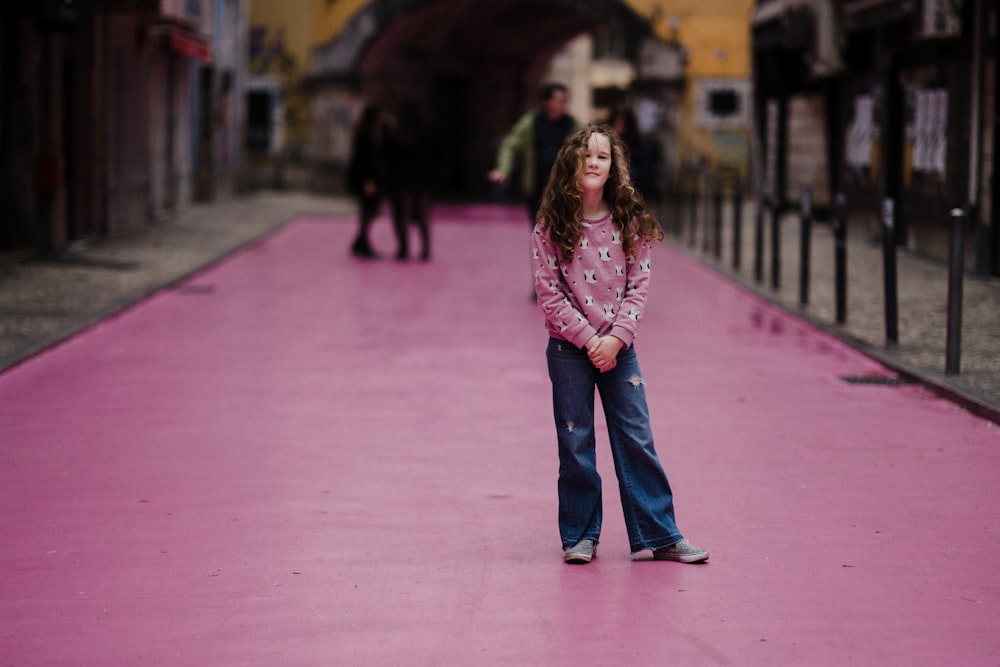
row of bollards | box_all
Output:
[878,198,966,374]
[668,175,967,376]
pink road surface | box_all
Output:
[1,205,998,665]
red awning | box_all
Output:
[170,32,212,63]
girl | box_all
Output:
[531,123,709,565]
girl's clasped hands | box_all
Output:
[585,334,624,372]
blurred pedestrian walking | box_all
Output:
[345,103,388,259]
[531,123,709,565]
[488,82,580,225]
[608,106,658,200]
[386,100,437,261]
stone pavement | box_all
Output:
[663,197,1000,423]
[2,190,998,423]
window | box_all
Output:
[696,79,751,129]
[709,89,740,117]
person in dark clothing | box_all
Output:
[609,107,658,201]
[488,83,581,224]
[345,104,387,258]
[386,100,437,261]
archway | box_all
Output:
[312,0,658,199]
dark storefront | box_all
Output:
[753,0,999,274]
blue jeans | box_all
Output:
[546,338,684,554]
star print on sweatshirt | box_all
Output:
[531,211,652,349]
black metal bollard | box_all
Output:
[688,186,698,249]
[712,178,723,260]
[945,208,966,375]
[771,197,781,290]
[732,175,743,272]
[799,186,813,306]
[832,192,847,324]
[882,198,898,347]
[701,176,712,255]
[754,196,765,284]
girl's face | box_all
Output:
[580,132,612,194]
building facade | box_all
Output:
[0,0,246,257]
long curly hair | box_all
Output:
[537,122,663,262]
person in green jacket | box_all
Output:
[488,83,580,224]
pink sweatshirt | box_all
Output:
[531,211,653,349]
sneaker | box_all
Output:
[652,539,709,563]
[564,539,597,564]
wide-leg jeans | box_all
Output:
[546,337,684,554]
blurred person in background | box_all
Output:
[345,104,388,259]
[386,100,437,261]
[608,106,657,201]
[488,83,580,225]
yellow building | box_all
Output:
[643,0,754,171]
[247,0,322,155]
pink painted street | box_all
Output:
[1,204,998,665]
